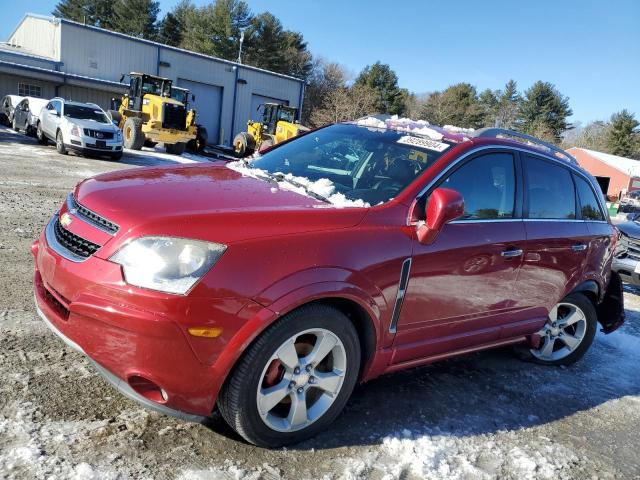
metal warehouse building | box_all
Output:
[0,13,304,146]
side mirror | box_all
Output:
[416,188,464,245]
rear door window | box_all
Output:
[525,156,576,219]
[574,175,605,221]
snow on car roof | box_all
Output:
[352,115,474,143]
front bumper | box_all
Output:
[32,224,262,418]
[142,123,196,143]
[66,134,123,156]
[612,256,640,286]
[35,300,205,422]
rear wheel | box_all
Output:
[529,293,597,366]
[123,117,144,150]
[187,126,208,152]
[55,130,67,155]
[219,304,360,448]
[36,123,48,145]
[165,142,186,155]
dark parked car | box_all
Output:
[613,214,640,285]
[33,118,624,447]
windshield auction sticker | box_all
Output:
[397,136,449,152]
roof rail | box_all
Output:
[473,128,577,165]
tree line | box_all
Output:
[53,0,639,158]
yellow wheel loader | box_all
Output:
[171,86,209,152]
[233,103,308,157]
[109,73,196,155]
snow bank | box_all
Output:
[226,161,370,208]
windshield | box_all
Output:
[245,123,453,206]
[63,104,110,124]
[171,89,188,104]
[142,77,171,97]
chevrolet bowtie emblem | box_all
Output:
[60,212,73,227]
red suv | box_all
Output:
[33,117,624,447]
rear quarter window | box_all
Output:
[574,175,605,221]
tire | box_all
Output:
[233,132,255,158]
[55,130,67,155]
[188,126,208,152]
[110,151,123,161]
[123,117,144,150]
[219,304,361,448]
[528,293,597,366]
[143,139,157,148]
[108,109,122,126]
[165,142,186,155]
[36,123,48,145]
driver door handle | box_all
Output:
[571,243,587,252]
[501,248,523,258]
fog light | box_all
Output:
[188,327,222,338]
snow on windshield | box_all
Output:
[226,161,370,208]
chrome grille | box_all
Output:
[83,129,114,140]
[68,194,119,234]
[53,218,100,258]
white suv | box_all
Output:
[36,98,123,160]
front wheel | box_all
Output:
[36,123,48,145]
[219,304,361,447]
[165,142,186,155]
[56,130,67,155]
[529,293,597,366]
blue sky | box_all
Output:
[2,0,639,124]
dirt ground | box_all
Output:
[0,126,638,480]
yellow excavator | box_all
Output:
[233,103,308,157]
[109,73,197,155]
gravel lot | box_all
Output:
[0,126,639,480]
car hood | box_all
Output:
[617,219,640,239]
[74,163,368,248]
[66,117,117,131]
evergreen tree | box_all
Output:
[520,81,572,143]
[354,62,406,115]
[420,83,484,128]
[113,0,159,39]
[243,12,311,77]
[158,12,182,46]
[53,0,114,28]
[606,110,639,157]
[478,88,499,126]
[494,79,521,129]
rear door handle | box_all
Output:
[501,249,523,258]
[572,244,587,252]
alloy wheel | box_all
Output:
[256,328,347,432]
[530,302,587,361]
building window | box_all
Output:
[18,83,42,97]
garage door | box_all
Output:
[178,79,223,146]
[249,94,289,123]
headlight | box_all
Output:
[69,124,81,137]
[115,130,123,141]
[110,237,227,294]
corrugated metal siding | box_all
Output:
[8,16,60,60]
[57,85,115,109]
[60,23,157,81]
[0,50,59,70]
[0,73,56,99]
